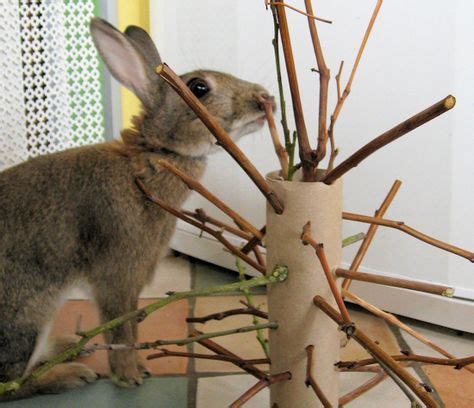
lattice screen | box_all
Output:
[0,0,105,171]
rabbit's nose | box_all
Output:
[256,93,276,112]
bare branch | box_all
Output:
[313,296,438,407]
[327,0,383,173]
[343,289,474,374]
[342,179,401,291]
[304,0,330,165]
[301,222,352,323]
[305,345,333,407]
[338,269,454,297]
[272,1,316,181]
[265,0,332,23]
[338,371,387,406]
[342,208,473,262]
[324,95,456,184]
[261,97,289,178]
[136,177,266,273]
[186,307,268,324]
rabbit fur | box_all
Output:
[0,17,273,398]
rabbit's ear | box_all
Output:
[90,18,153,105]
[124,25,162,70]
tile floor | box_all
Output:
[3,253,473,407]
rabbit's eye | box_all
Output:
[187,78,210,98]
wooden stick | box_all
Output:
[242,226,267,255]
[327,60,344,172]
[186,307,268,323]
[190,330,268,380]
[302,222,352,323]
[343,289,474,374]
[342,180,402,291]
[156,63,284,214]
[230,372,291,408]
[338,269,454,297]
[342,210,473,262]
[305,0,330,165]
[265,0,332,23]
[305,345,333,407]
[183,209,252,241]
[324,95,456,184]
[273,1,316,181]
[146,349,269,365]
[262,97,289,178]
[336,354,474,370]
[328,0,383,145]
[253,246,266,268]
[136,178,266,273]
[313,296,438,407]
[156,159,262,240]
[338,371,388,406]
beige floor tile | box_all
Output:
[340,307,402,362]
[340,368,423,407]
[422,365,474,407]
[197,375,269,408]
[67,255,191,300]
[51,299,189,376]
[140,255,192,298]
[192,295,269,373]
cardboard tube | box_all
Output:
[266,170,342,407]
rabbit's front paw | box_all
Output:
[110,351,143,388]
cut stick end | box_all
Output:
[444,95,456,110]
[155,64,165,74]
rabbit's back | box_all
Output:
[0,144,203,299]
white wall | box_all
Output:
[151,1,473,296]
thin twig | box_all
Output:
[301,222,352,324]
[342,209,473,262]
[80,323,275,350]
[230,371,291,408]
[327,60,344,172]
[190,330,267,380]
[253,246,266,269]
[237,259,270,359]
[242,226,267,255]
[324,95,456,184]
[261,97,289,178]
[338,269,454,297]
[338,371,388,406]
[305,345,333,407]
[313,296,438,407]
[155,160,262,239]
[343,289,474,374]
[273,1,316,181]
[336,354,474,370]
[305,0,330,166]
[327,0,383,175]
[265,0,332,23]
[146,349,269,366]
[342,179,402,291]
[183,209,252,241]
[187,307,268,323]
[136,177,266,273]
[0,271,287,396]
[156,63,284,214]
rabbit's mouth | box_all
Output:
[230,113,266,139]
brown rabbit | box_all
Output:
[0,18,273,398]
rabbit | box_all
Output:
[0,17,274,399]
